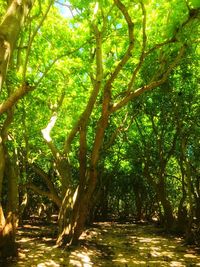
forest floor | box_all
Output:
[3,219,200,267]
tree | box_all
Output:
[0,0,57,258]
[0,0,199,255]
[55,0,199,245]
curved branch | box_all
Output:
[111,45,185,112]
[0,83,35,115]
[25,183,61,207]
[23,0,54,81]
[63,27,103,154]
[127,1,147,92]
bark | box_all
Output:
[41,93,72,197]
[176,195,187,233]
[0,0,33,91]
[25,183,62,208]
[158,193,175,229]
[0,107,18,257]
[57,22,104,246]
[0,144,6,243]
[0,212,18,258]
[57,0,194,247]
[185,159,194,241]
[143,162,175,229]
[179,137,194,240]
[0,83,35,115]
[195,197,200,223]
[0,149,19,258]
[176,147,188,233]
[0,110,13,219]
[0,143,5,203]
[30,163,62,207]
[134,189,143,221]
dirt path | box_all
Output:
[4,222,200,267]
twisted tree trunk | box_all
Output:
[0,1,33,258]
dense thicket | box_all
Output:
[0,0,199,258]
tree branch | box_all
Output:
[0,83,34,115]
[127,1,147,92]
[23,0,54,81]
[30,163,60,199]
[63,26,103,154]
[111,45,185,112]
[25,183,61,207]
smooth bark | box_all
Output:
[0,0,33,91]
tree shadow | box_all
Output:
[4,222,200,267]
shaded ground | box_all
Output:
[3,221,200,267]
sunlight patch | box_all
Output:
[70,251,93,267]
[184,253,197,258]
[170,261,185,267]
[138,237,160,244]
[37,260,60,267]
[113,258,128,263]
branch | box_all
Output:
[63,26,103,154]
[135,117,147,148]
[41,89,65,159]
[127,1,147,92]
[79,125,87,184]
[30,163,60,198]
[145,38,176,56]
[0,108,14,141]
[35,40,91,88]
[108,0,134,86]
[103,112,130,150]
[88,1,135,169]
[111,45,185,112]
[0,83,35,115]
[23,0,54,81]
[29,0,42,21]
[25,183,61,207]
[165,131,178,164]
[41,114,57,143]
[55,1,72,8]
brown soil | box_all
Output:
[3,221,200,267]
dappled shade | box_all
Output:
[0,0,199,262]
[5,222,200,267]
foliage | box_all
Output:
[0,0,199,252]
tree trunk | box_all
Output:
[0,111,18,258]
[156,182,175,230]
[185,159,194,242]
[134,189,143,221]
[143,164,175,229]
[57,169,99,246]
[176,159,187,233]
[0,150,19,258]
[176,196,187,233]
[0,1,35,250]
[0,143,5,205]
[57,112,109,246]
[0,0,33,91]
